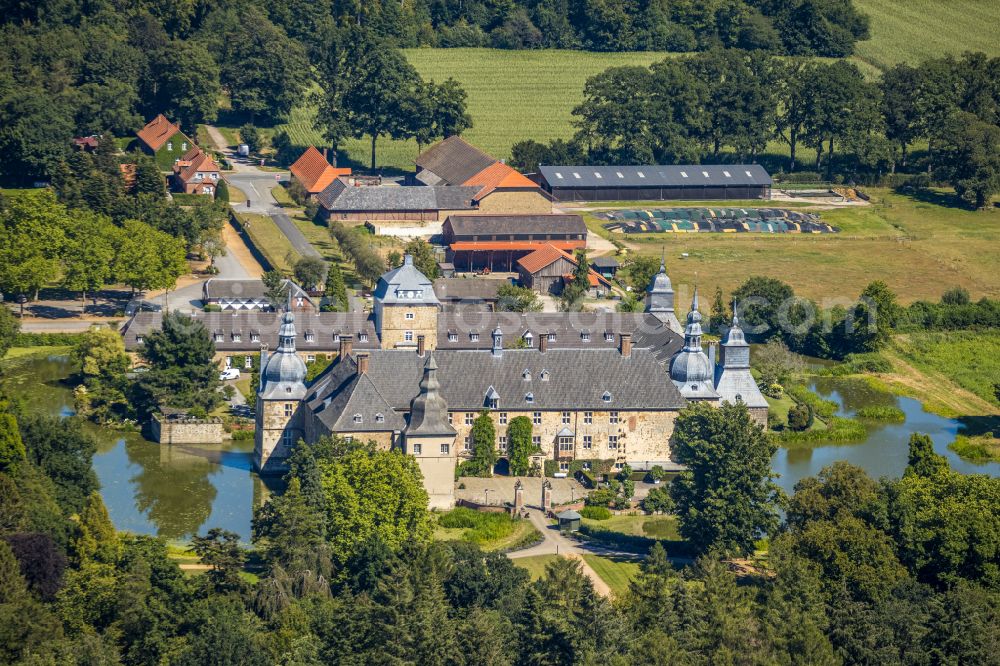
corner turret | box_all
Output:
[669,288,719,401]
[645,251,682,334]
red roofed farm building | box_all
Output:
[442,214,588,272]
[136,114,195,171]
[289,146,351,198]
[517,244,612,296]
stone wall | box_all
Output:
[447,409,676,469]
[254,398,305,474]
[149,414,224,444]
[378,304,439,349]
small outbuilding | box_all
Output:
[556,509,582,533]
[590,255,620,278]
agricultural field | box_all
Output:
[609,189,1000,306]
[852,0,1000,71]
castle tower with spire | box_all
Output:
[403,353,458,509]
[253,304,308,473]
[373,254,441,349]
[669,288,719,401]
[713,305,768,426]
[645,253,683,334]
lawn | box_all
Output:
[581,513,680,540]
[236,212,301,273]
[852,0,1000,71]
[270,184,296,207]
[2,345,73,361]
[582,554,641,597]
[617,189,1000,306]
[881,330,1000,416]
[513,554,561,581]
[226,185,247,204]
[434,508,540,551]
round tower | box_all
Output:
[669,288,719,401]
[254,309,308,473]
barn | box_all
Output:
[537,165,772,202]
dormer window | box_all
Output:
[135,335,144,344]
[232,333,241,342]
[333,333,340,342]
[522,332,533,346]
[547,333,556,342]
[375,413,385,423]
[604,331,614,342]
[251,333,260,342]
[448,332,457,342]
[581,331,590,342]
[353,414,363,424]
[602,391,612,403]
[522,369,531,381]
[305,332,315,343]
[525,392,534,403]
[470,333,479,342]
[359,333,368,342]
[540,370,549,381]
[214,333,224,342]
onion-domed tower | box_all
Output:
[254,307,307,473]
[645,253,683,334]
[669,288,719,401]
[714,305,768,425]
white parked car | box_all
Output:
[219,368,241,381]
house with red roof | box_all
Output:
[289,146,351,198]
[172,148,221,196]
[517,244,612,296]
[414,136,551,214]
[136,114,195,171]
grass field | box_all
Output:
[434,508,540,550]
[513,554,561,580]
[237,212,301,273]
[582,555,641,597]
[2,345,72,361]
[852,0,1000,71]
[615,189,1000,306]
[581,514,680,540]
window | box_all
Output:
[610,411,619,424]
[522,369,531,381]
[181,141,187,151]
[405,312,414,320]
[603,391,613,403]
[375,413,385,423]
[547,333,556,342]
[562,411,571,424]
[448,332,457,342]
[745,170,754,178]
[559,461,569,472]
[637,171,645,178]
[359,333,368,342]
[412,443,422,454]
[307,354,315,362]
[522,332,533,347]
[609,435,619,450]
[594,172,602,179]
[214,333,224,342]
[499,412,508,425]
[448,413,453,425]
[499,435,507,450]
[525,393,534,404]
[135,335,144,344]
[284,403,293,417]
[464,435,472,450]
[204,186,213,195]
[680,171,688,178]
[167,141,173,151]
[211,172,218,180]
[250,333,260,343]
[735,394,743,403]
[583,461,592,470]
[282,430,294,448]
[532,436,541,447]
[465,413,474,426]
[353,413,362,424]
[404,330,413,342]
[333,334,340,342]
[573,172,580,179]
[554,172,563,179]
[723,170,731,178]
[583,435,592,450]
[615,462,624,470]
[489,397,499,409]
[532,412,541,425]
[540,370,549,381]
[232,333,241,342]
[605,332,614,342]
[296,297,304,307]
[584,412,593,424]
[440,443,450,454]
[244,356,253,369]
[559,438,573,452]
[581,332,590,342]
[305,332,315,343]
[470,333,479,342]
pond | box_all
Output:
[2,352,997,542]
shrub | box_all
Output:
[829,353,893,376]
[203,304,222,312]
[856,405,905,422]
[786,384,837,419]
[438,507,516,545]
[579,505,611,520]
[770,416,867,446]
[787,403,813,431]
[642,486,674,514]
[585,488,616,507]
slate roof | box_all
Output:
[122,311,379,352]
[435,312,683,364]
[136,114,187,151]
[714,365,768,408]
[202,279,313,307]
[444,214,587,239]
[307,347,687,420]
[433,278,503,303]
[373,255,441,306]
[591,256,620,268]
[414,136,498,186]
[539,164,772,189]
[316,179,479,212]
[310,356,406,431]
[289,147,351,194]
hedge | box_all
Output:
[13,332,86,347]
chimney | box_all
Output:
[709,342,717,368]
[339,334,353,359]
[417,334,426,357]
[620,333,632,358]
[539,333,548,353]
[322,147,328,162]
[357,352,369,375]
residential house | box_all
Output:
[172,148,221,196]
[202,279,316,312]
[289,146,351,198]
[136,114,194,171]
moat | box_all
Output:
[3,352,997,542]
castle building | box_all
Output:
[645,257,683,334]
[248,254,769,505]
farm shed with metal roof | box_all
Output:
[537,165,772,202]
